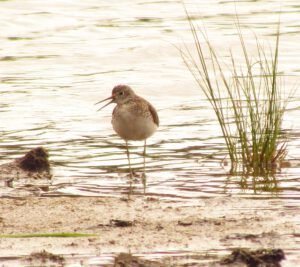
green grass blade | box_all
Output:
[0,232,96,238]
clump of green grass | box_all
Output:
[181,10,290,175]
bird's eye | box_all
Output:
[119,91,124,96]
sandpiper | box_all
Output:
[96,85,159,180]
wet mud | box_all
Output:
[0,195,298,266]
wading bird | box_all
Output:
[96,85,159,181]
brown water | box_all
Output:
[0,0,299,265]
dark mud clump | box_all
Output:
[25,249,65,264]
[114,253,162,267]
[17,147,50,172]
[221,248,285,267]
[110,219,134,227]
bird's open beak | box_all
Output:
[95,95,114,111]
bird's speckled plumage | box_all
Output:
[111,85,159,141]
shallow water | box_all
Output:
[0,0,299,265]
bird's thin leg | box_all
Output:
[143,140,147,177]
[142,139,147,191]
[125,141,133,179]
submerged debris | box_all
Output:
[17,147,50,172]
[114,253,162,267]
[220,248,285,267]
[25,249,65,264]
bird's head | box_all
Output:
[96,85,135,110]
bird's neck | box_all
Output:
[119,95,137,105]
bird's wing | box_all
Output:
[148,102,159,127]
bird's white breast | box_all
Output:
[112,104,157,141]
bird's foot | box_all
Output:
[127,171,139,182]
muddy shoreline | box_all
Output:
[0,148,298,265]
[0,194,298,266]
